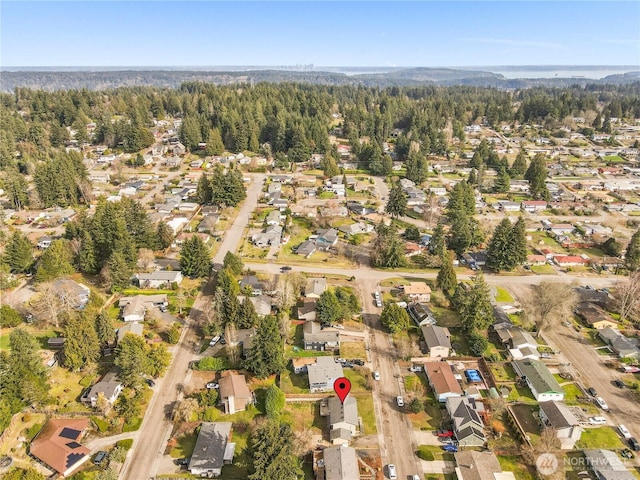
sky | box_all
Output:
[1,1,639,68]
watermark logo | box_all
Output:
[536,453,559,475]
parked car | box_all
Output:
[396,396,404,407]
[442,444,458,452]
[352,359,365,366]
[175,457,190,466]
[387,464,397,480]
[436,429,454,437]
[588,416,607,425]
[629,438,640,451]
[587,387,598,397]
[409,365,424,373]
[209,335,221,347]
[335,357,347,364]
[373,371,381,381]
[595,397,610,410]
[614,379,625,389]
[280,266,292,271]
[206,382,219,389]
[93,451,107,465]
[619,425,632,439]
[620,449,634,459]
[145,378,155,387]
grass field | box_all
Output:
[497,456,535,480]
[530,264,557,275]
[576,426,627,449]
[339,342,367,360]
[494,286,514,303]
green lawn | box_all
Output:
[577,426,627,449]
[530,264,557,275]
[497,456,535,480]
[170,430,198,458]
[494,287,514,303]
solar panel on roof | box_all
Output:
[59,427,80,440]
[66,441,81,449]
[66,452,85,468]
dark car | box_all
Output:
[93,451,107,465]
[614,379,625,389]
[587,387,598,397]
[629,438,640,451]
[145,379,155,387]
[176,457,190,466]
[352,359,365,366]
[280,266,292,271]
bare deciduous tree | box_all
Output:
[172,398,199,423]
[523,282,577,335]
[614,273,640,322]
[137,248,156,272]
[31,282,65,328]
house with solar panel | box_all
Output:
[29,418,90,477]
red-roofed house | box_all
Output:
[29,418,90,477]
[554,255,589,267]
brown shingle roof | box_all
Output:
[30,418,90,475]
[425,362,462,396]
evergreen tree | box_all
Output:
[429,224,446,256]
[4,232,34,273]
[223,251,244,275]
[487,218,514,272]
[196,174,212,205]
[380,303,411,333]
[4,168,29,210]
[155,222,174,250]
[122,199,156,250]
[316,290,342,324]
[404,225,421,242]
[454,273,493,331]
[35,239,74,282]
[264,384,286,420]
[467,169,477,185]
[243,315,285,378]
[63,314,101,371]
[370,223,407,268]
[405,151,429,184]
[249,420,302,480]
[385,182,408,218]
[179,236,211,278]
[493,167,510,193]
[105,252,133,291]
[78,230,98,274]
[3,329,49,407]
[205,128,225,156]
[510,149,527,177]
[321,155,339,178]
[237,295,259,329]
[525,154,549,199]
[95,312,116,345]
[625,228,640,271]
[509,216,527,267]
[114,334,149,387]
[179,116,202,151]
[437,252,457,295]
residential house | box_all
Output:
[501,327,540,361]
[554,255,589,267]
[81,369,123,407]
[89,172,111,183]
[522,200,548,212]
[445,397,486,447]
[407,303,437,327]
[291,357,317,374]
[30,418,91,477]
[166,155,182,167]
[197,215,220,233]
[497,201,520,212]
[227,328,256,358]
[425,361,463,402]
[296,240,317,257]
[201,205,219,216]
[37,235,54,249]
[305,277,327,298]
[404,282,431,302]
[538,401,582,449]
[135,270,183,288]
[245,296,272,317]
[421,325,451,358]
[118,294,168,322]
[512,359,565,401]
[454,451,516,480]
[239,276,265,296]
[338,222,373,236]
[252,225,283,248]
[575,303,619,329]
[188,422,235,478]
[404,242,424,257]
[265,210,283,226]
[303,322,340,351]
[307,356,344,393]
[322,444,359,480]
[172,143,187,156]
[346,201,375,216]
[116,322,143,342]
[583,449,636,480]
[219,373,253,414]
[574,287,610,306]
[526,254,547,266]
[430,187,447,196]
[297,299,318,322]
[165,217,189,234]
[548,223,574,236]
[51,279,90,310]
[315,228,339,250]
[598,327,640,359]
[322,396,359,445]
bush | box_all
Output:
[0,305,23,328]
[123,417,142,432]
[116,438,134,450]
[409,398,424,414]
[416,445,435,461]
[109,445,127,463]
[194,357,228,371]
[91,416,110,433]
[202,407,219,422]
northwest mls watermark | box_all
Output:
[536,453,632,475]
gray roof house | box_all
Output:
[307,356,344,393]
[51,279,90,310]
[81,369,123,407]
[227,328,256,358]
[265,210,283,226]
[118,294,168,322]
[296,240,317,257]
[338,222,373,236]
[512,359,565,402]
[322,444,359,480]
[454,451,516,480]
[134,270,183,288]
[538,401,582,449]
[407,303,437,327]
[297,299,318,321]
[598,327,640,359]
[116,322,143,342]
[421,325,451,358]
[188,422,235,477]
[303,322,340,351]
[583,449,636,480]
[197,215,220,233]
[246,295,272,316]
[239,276,265,296]
[315,228,339,250]
[446,397,486,447]
[505,327,540,361]
[251,225,282,248]
[305,277,327,298]
[322,396,359,445]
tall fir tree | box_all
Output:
[487,218,514,272]
[509,216,528,268]
[4,232,34,273]
[493,167,510,193]
[510,149,528,177]
[385,182,408,218]
[626,228,640,271]
[78,230,98,274]
[63,314,101,371]
[105,251,133,291]
[525,154,550,200]
[429,224,446,256]
[237,295,258,329]
[196,173,212,205]
[243,315,285,378]
[35,239,74,282]
[437,252,457,295]
[179,236,211,278]
[205,128,225,156]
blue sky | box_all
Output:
[1,1,639,67]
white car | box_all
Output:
[209,335,221,347]
[387,464,397,480]
[588,416,607,425]
[409,365,423,373]
[595,397,609,411]
[396,396,404,407]
[206,382,219,389]
[619,424,632,439]
[373,371,381,381]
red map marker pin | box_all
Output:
[333,377,352,404]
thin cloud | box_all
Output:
[462,38,565,49]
